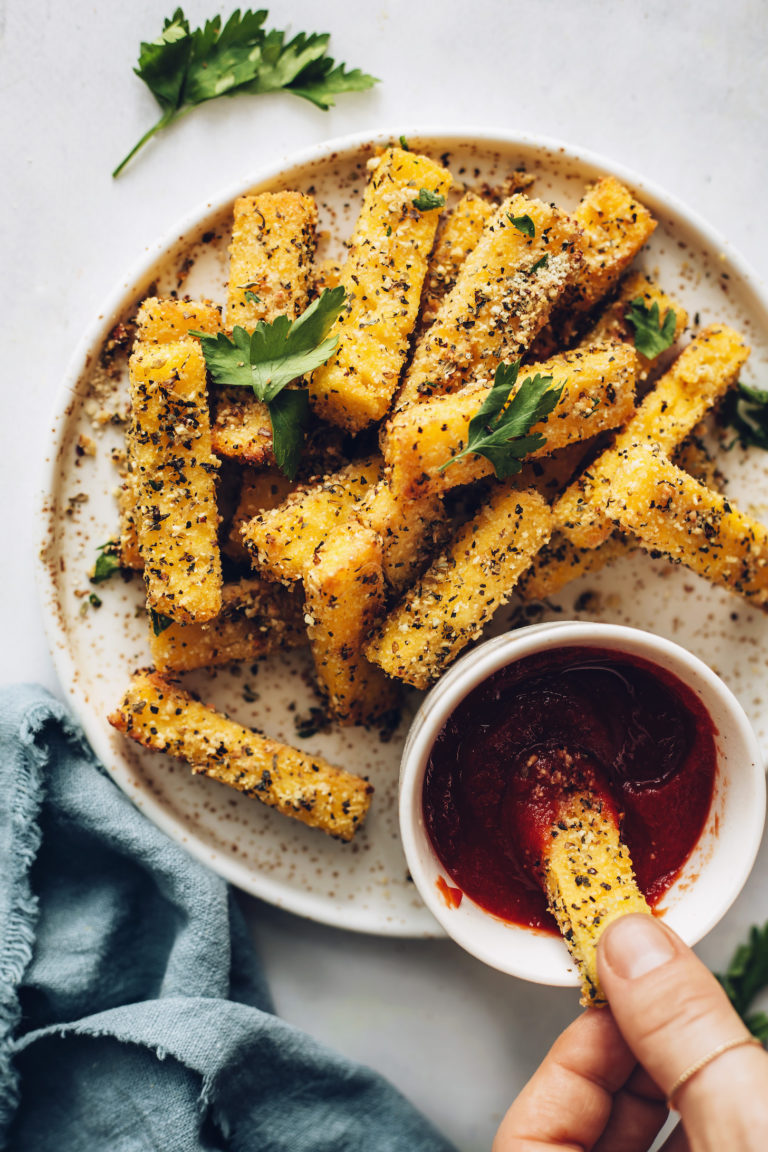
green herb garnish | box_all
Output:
[721,383,768,451]
[413,189,446,212]
[716,922,768,1043]
[625,298,677,359]
[508,213,535,238]
[114,8,379,176]
[194,286,346,479]
[149,609,175,636]
[529,254,548,274]
[88,593,103,609]
[398,134,410,151]
[438,360,564,480]
[91,540,121,584]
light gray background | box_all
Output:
[3,2,768,1148]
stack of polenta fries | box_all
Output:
[108,144,759,864]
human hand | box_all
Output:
[493,914,768,1151]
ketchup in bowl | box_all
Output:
[422,646,717,931]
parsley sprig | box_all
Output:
[508,214,535,238]
[91,540,122,584]
[717,922,768,1043]
[194,287,346,479]
[114,9,379,176]
[625,298,677,359]
[438,361,565,480]
[412,189,445,212]
[721,383,768,451]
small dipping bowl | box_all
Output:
[399,621,766,986]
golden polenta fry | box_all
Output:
[304,524,400,725]
[242,457,384,584]
[148,578,304,672]
[356,478,448,594]
[135,297,223,345]
[129,340,222,623]
[384,343,638,499]
[542,789,651,1007]
[517,531,635,602]
[608,444,768,607]
[419,191,496,329]
[570,176,657,314]
[366,487,553,689]
[309,147,451,432]
[396,193,583,409]
[122,297,223,570]
[212,192,317,466]
[556,324,750,550]
[225,191,317,329]
[109,671,372,840]
[224,468,297,563]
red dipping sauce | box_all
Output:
[423,646,717,932]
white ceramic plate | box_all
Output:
[37,128,768,937]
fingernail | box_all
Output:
[601,915,676,980]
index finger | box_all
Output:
[493,1008,666,1152]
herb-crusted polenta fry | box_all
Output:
[366,487,553,689]
[136,297,223,344]
[212,192,317,466]
[419,191,495,329]
[608,444,768,607]
[385,343,638,498]
[225,468,297,564]
[109,671,373,840]
[356,478,448,594]
[129,340,222,623]
[395,193,583,409]
[149,578,304,672]
[556,324,751,550]
[242,457,384,583]
[309,146,451,431]
[122,297,223,571]
[570,176,657,314]
[542,789,651,1007]
[225,191,318,329]
[517,531,635,602]
[304,524,400,725]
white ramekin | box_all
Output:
[399,621,766,987]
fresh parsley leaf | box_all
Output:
[91,540,122,584]
[721,382,768,451]
[508,213,535,238]
[267,387,310,480]
[114,9,379,176]
[195,287,346,478]
[149,609,175,636]
[438,361,565,480]
[716,923,768,1044]
[413,189,446,212]
[625,298,677,359]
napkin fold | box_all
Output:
[0,685,455,1152]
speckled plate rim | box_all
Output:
[36,126,768,936]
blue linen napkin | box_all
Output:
[0,685,456,1152]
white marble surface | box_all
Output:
[3,1,768,1148]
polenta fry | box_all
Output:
[109,670,373,841]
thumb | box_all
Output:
[597,915,768,1147]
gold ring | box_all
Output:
[667,1035,764,1109]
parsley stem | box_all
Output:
[112,108,178,178]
